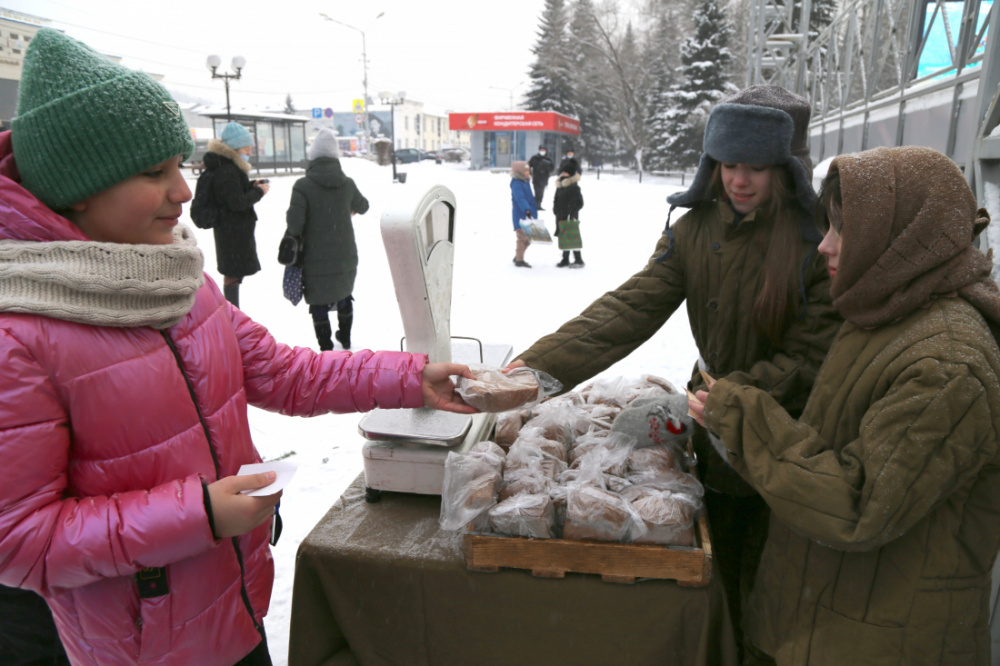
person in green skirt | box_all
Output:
[553,170,584,267]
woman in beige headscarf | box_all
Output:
[693,146,1000,665]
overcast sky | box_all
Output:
[4,0,551,114]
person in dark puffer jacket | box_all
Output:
[202,121,271,309]
[0,29,476,666]
[553,171,584,268]
[286,129,369,351]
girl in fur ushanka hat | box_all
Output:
[509,85,842,660]
[0,28,476,666]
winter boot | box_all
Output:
[514,260,532,268]
[571,251,585,268]
[557,252,571,268]
[335,310,353,350]
[313,319,334,351]
[223,283,240,308]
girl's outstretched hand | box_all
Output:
[422,362,478,414]
[207,472,282,538]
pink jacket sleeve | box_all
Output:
[228,304,428,415]
[0,330,215,596]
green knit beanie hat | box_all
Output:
[11,28,194,210]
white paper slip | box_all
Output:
[237,461,299,496]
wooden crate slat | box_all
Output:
[462,440,713,586]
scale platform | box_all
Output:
[361,340,512,500]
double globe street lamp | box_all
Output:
[206,54,246,122]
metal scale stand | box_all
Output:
[360,185,512,501]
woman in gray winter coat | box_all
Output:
[286,129,370,350]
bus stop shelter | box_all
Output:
[199,110,308,172]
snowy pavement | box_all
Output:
[183,157,699,664]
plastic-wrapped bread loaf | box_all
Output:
[439,451,502,531]
[457,367,539,412]
[499,468,552,501]
[495,409,530,447]
[625,487,698,547]
[626,445,678,481]
[562,486,634,542]
[488,493,556,538]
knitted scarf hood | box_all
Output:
[0,224,204,329]
[831,146,1000,333]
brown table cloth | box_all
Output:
[289,474,738,666]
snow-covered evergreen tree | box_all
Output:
[567,0,615,164]
[525,0,577,116]
[662,0,734,168]
[642,5,686,171]
[284,93,296,114]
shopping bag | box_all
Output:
[557,219,582,250]
[519,218,553,243]
[283,265,304,305]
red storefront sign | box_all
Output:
[449,111,580,135]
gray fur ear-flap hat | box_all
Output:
[666,87,818,239]
[722,84,813,180]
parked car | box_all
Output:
[394,148,421,163]
[443,148,470,163]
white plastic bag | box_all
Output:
[519,218,553,243]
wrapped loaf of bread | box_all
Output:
[495,409,530,447]
[499,468,552,501]
[627,445,678,477]
[457,367,540,412]
[627,487,697,547]
[562,486,634,542]
[488,493,556,538]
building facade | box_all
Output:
[304,100,470,154]
[448,111,580,169]
[0,7,49,126]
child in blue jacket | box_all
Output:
[510,161,538,268]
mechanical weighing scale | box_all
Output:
[360,185,512,501]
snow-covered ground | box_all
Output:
[183,158,699,665]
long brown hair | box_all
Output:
[711,163,803,344]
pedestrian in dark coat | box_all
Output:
[203,122,270,308]
[286,129,370,351]
[553,171,584,268]
[557,146,581,177]
[527,145,554,209]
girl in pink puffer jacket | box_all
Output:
[0,29,474,666]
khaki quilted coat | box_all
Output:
[705,297,1000,665]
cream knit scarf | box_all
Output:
[0,224,205,329]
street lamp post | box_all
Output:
[320,12,384,153]
[379,90,405,182]
[489,81,525,111]
[206,54,246,122]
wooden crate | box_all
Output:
[464,510,712,586]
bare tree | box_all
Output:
[582,5,654,171]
